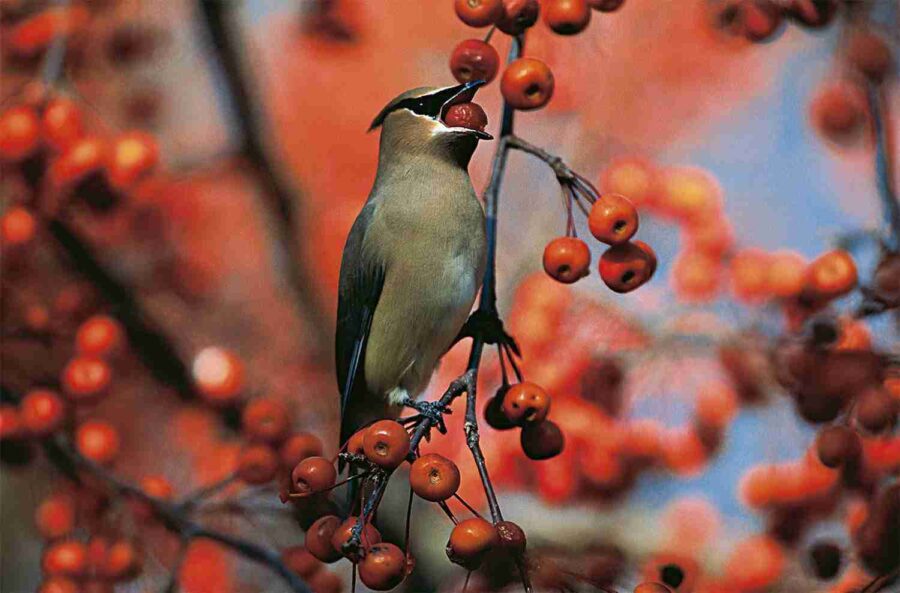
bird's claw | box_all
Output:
[453,310,520,357]
[402,399,451,434]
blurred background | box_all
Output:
[1,1,898,592]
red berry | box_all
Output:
[599,241,656,293]
[785,0,837,29]
[0,105,40,161]
[107,131,159,191]
[495,520,527,555]
[282,546,323,579]
[446,517,498,569]
[0,404,23,440]
[1,206,37,247]
[501,382,551,425]
[501,58,554,111]
[35,494,76,540]
[306,515,343,563]
[815,425,861,468]
[50,136,107,190]
[450,39,500,85]
[543,237,591,284]
[589,0,625,11]
[101,539,141,581]
[291,456,337,494]
[280,432,325,470]
[42,540,87,577]
[358,543,408,591]
[37,577,80,593]
[140,475,174,500]
[20,389,66,436]
[739,0,783,42]
[237,444,280,484]
[42,97,84,152]
[75,315,122,357]
[855,388,897,434]
[242,398,291,443]
[454,0,503,27]
[806,249,857,301]
[543,0,591,35]
[409,454,461,502]
[443,102,488,132]
[846,31,894,83]
[331,517,382,561]
[496,0,540,34]
[75,420,120,465]
[485,386,516,430]
[346,428,367,456]
[588,193,639,245]
[810,84,868,144]
[61,356,111,402]
[520,420,565,460]
[192,346,245,406]
[363,420,410,469]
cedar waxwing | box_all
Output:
[336,80,491,446]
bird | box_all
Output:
[336,80,491,448]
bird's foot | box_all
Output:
[401,398,451,435]
[453,310,521,356]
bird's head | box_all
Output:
[370,81,492,167]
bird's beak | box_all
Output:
[438,80,493,140]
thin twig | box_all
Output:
[867,83,900,252]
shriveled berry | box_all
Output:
[450,39,500,85]
[237,444,280,484]
[410,453,461,501]
[543,237,591,284]
[280,432,324,469]
[306,515,343,563]
[242,398,291,443]
[291,456,337,494]
[497,0,540,34]
[331,517,382,561]
[520,420,564,460]
[501,58,554,111]
[485,386,516,430]
[446,517,498,569]
[543,0,591,35]
[495,520,527,555]
[454,0,503,27]
[20,389,65,436]
[443,102,488,132]
[815,425,860,468]
[599,241,655,293]
[501,382,551,425]
[588,193,639,245]
[358,543,408,591]
[363,420,410,469]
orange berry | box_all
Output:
[806,249,858,301]
[724,536,785,590]
[810,83,868,144]
[730,248,771,303]
[42,540,87,577]
[855,388,897,434]
[543,0,591,35]
[409,453,461,502]
[75,315,122,357]
[454,0,503,27]
[359,543,408,591]
[5,6,89,58]
[671,249,721,302]
[291,456,337,494]
[1,206,37,247]
[501,58,554,111]
[20,389,66,436]
[346,428,367,455]
[306,515,343,563]
[237,444,280,484]
[767,250,807,298]
[101,539,141,581]
[281,546,322,579]
[0,404,24,440]
[599,241,655,293]
[0,105,40,161]
[42,97,84,152]
[75,421,120,465]
[107,131,159,191]
[363,419,411,469]
[140,475,174,499]
[35,494,76,540]
[496,0,540,34]
[588,193,638,245]
[242,398,291,443]
[739,0,784,42]
[50,136,107,190]
[446,517,498,569]
[61,356,111,402]
[37,577,80,593]
[542,237,591,284]
[501,382,551,425]
[600,157,657,208]
[694,382,738,428]
[331,517,382,561]
[280,432,324,470]
[450,39,500,85]
[520,420,564,460]
[192,347,244,406]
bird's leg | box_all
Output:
[399,396,451,435]
[452,309,521,358]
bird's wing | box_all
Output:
[336,200,385,446]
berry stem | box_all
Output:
[176,472,239,510]
[866,83,900,252]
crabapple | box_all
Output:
[192,347,244,406]
[291,456,337,494]
[237,444,280,484]
[42,97,84,152]
[454,0,503,27]
[485,385,516,430]
[543,0,591,35]
[0,404,23,440]
[855,388,897,433]
[496,0,540,34]
[280,432,324,469]
[501,382,551,425]
[75,421,120,465]
[306,515,343,563]
[50,136,107,189]
[543,237,590,284]
[520,420,564,460]
[37,578,79,593]
[785,0,837,29]
[495,520,527,555]
[42,540,87,577]
[1,206,37,247]
[446,517,498,569]
[35,494,76,540]
[409,453,461,501]
[450,39,500,84]
[358,543,407,591]
[0,105,40,161]
[242,398,291,443]
[331,517,382,561]
[363,420,410,469]
[806,249,857,301]
[599,241,656,293]
[443,103,488,132]
[846,30,894,83]
[107,131,159,191]
[501,58,554,110]
[282,546,322,579]
[101,540,141,581]
[61,356,111,402]
[588,193,638,245]
[589,0,625,11]
[739,0,783,42]
[75,315,122,357]
[20,389,66,436]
